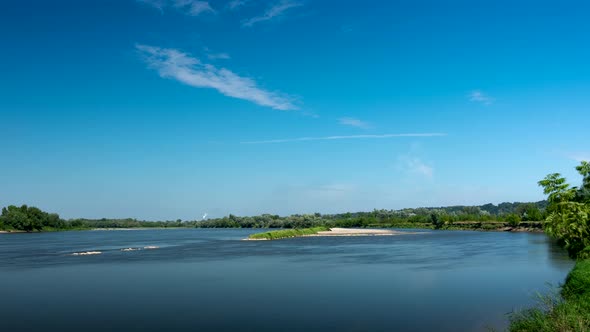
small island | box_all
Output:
[246,226,412,240]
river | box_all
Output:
[0,228,573,331]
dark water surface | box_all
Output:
[0,229,573,332]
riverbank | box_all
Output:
[0,226,190,234]
[509,259,590,331]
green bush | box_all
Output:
[544,202,590,259]
[506,214,522,227]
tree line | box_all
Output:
[1,200,548,232]
[195,201,546,229]
[0,207,194,232]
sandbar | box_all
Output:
[312,228,410,236]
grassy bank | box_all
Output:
[509,259,590,331]
[248,227,330,240]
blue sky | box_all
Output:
[1,0,589,220]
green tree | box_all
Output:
[538,173,576,206]
[431,213,444,229]
[538,162,590,259]
[576,161,590,189]
[1,206,31,231]
[575,161,590,203]
[0,204,62,232]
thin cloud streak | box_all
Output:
[138,0,214,16]
[242,0,302,27]
[241,133,447,144]
[136,44,297,111]
[338,117,371,129]
[227,0,249,10]
[207,52,231,60]
[469,90,495,105]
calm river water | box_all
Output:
[0,228,573,332]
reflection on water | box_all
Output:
[0,229,574,332]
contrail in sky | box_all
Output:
[240,133,447,144]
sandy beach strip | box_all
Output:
[245,228,418,240]
[311,228,411,236]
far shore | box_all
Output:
[1,224,543,234]
[90,227,186,231]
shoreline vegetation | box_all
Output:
[246,227,408,240]
[1,201,547,234]
[509,259,590,331]
[509,161,590,331]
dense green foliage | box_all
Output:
[67,218,191,229]
[0,205,194,232]
[248,227,330,240]
[538,161,590,259]
[0,205,64,232]
[197,201,546,229]
[510,259,590,331]
[510,161,590,331]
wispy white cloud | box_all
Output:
[242,0,302,27]
[338,117,371,129]
[138,0,214,16]
[241,133,446,144]
[301,111,320,118]
[396,144,435,179]
[406,158,434,178]
[397,155,434,179]
[137,44,297,110]
[175,0,214,15]
[139,0,165,12]
[227,0,249,10]
[469,90,495,105]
